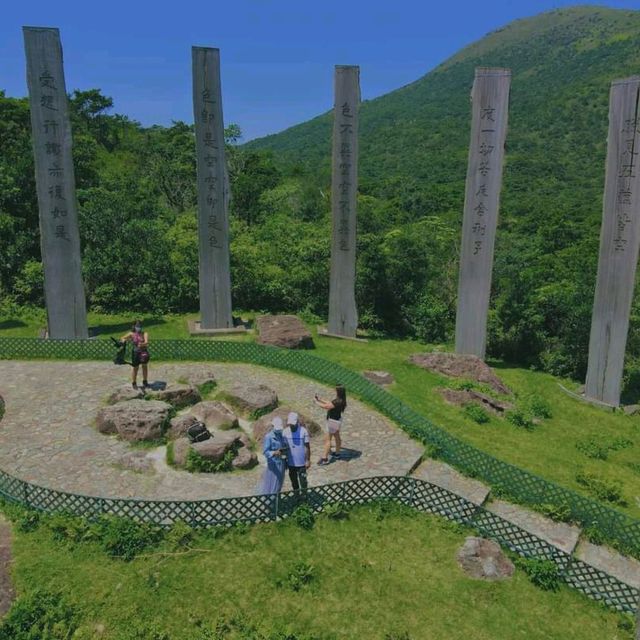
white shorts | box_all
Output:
[325,418,342,434]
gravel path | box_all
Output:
[0,361,423,500]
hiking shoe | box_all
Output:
[317,458,330,466]
[132,382,138,389]
[142,380,149,389]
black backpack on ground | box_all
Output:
[187,422,211,443]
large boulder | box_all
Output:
[171,437,191,467]
[409,352,511,395]
[438,388,514,414]
[222,384,278,418]
[96,399,172,442]
[232,447,259,470]
[185,371,217,391]
[107,385,145,404]
[146,383,201,409]
[256,315,314,350]
[190,401,239,430]
[191,431,243,464]
[456,537,515,581]
[114,451,155,474]
[253,406,322,444]
[167,413,200,440]
[363,370,395,386]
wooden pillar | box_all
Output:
[585,77,640,406]
[23,27,88,338]
[192,47,233,329]
[455,67,511,358]
[328,65,359,337]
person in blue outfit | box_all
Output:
[282,412,311,493]
[258,417,287,495]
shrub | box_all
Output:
[166,519,194,549]
[323,502,349,521]
[369,499,414,521]
[450,379,475,391]
[583,524,605,545]
[46,512,95,544]
[0,590,79,639]
[506,409,535,430]
[280,561,316,592]
[291,503,315,530]
[517,557,561,591]
[575,438,609,460]
[575,471,627,507]
[527,395,553,419]
[535,502,571,522]
[186,447,237,473]
[96,515,164,560]
[463,403,490,424]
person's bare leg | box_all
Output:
[333,431,342,455]
[322,432,331,459]
[142,363,149,386]
[132,365,139,386]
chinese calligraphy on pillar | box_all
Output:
[328,66,359,337]
[455,67,511,359]
[585,76,640,406]
[192,47,233,329]
[23,27,88,339]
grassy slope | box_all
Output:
[0,311,638,519]
[8,508,634,639]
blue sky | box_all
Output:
[2,1,639,141]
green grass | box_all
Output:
[1,309,639,519]
[6,506,634,639]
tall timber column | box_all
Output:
[455,67,511,359]
[23,27,88,338]
[585,77,640,407]
[193,46,233,329]
[328,65,360,338]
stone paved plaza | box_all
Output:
[0,360,423,500]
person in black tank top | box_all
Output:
[314,384,347,465]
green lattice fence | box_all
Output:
[0,467,636,613]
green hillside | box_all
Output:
[245,5,640,382]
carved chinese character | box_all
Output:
[622,118,640,135]
[619,164,636,179]
[51,207,67,218]
[202,89,215,104]
[48,163,63,178]
[480,107,495,121]
[475,184,488,197]
[40,95,57,111]
[479,161,491,177]
[43,120,59,134]
[204,132,217,149]
[45,142,61,155]
[48,185,65,200]
[201,109,214,123]
[340,123,353,135]
[479,142,495,156]
[614,236,627,252]
[38,70,56,90]
[618,188,633,206]
[204,155,217,168]
[339,182,351,196]
[341,102,353,118]
[472,222,486,236]
[474,202,487,216]
[54,225,69,240]
[339,162,351,176]
[473,240,483,255]
[208,215,221,230]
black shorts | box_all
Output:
[132,349,150,367]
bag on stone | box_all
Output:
[187,421,211,443]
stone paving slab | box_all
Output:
[575,540,640,588]
[411,459,490,506]
[487,499,582,554]
[0,361,423,501]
